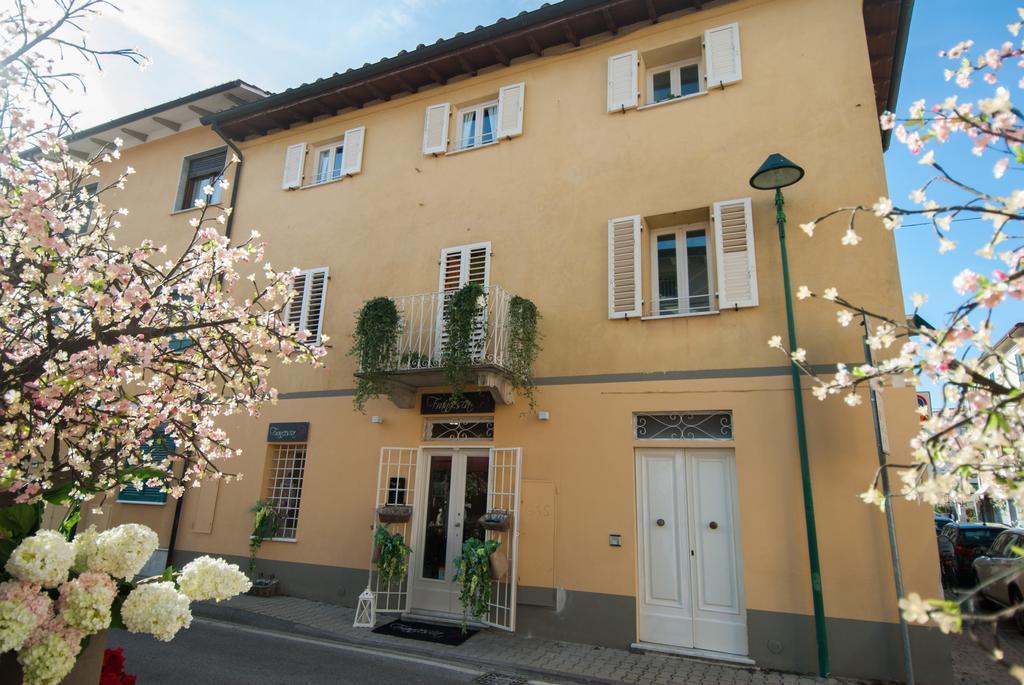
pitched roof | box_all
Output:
[204,0,912,146]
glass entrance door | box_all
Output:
[411,449,490,615]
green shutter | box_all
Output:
[118,432,174,504]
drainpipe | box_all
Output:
[860,313,915,685]
[166,123,244,568]
[211,121,244,243]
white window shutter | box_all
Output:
[608,215,642,319]
[305,267,329,342]
[496,82,525,138]
[422,103,450,154]
[704,23,742,87]
[713,198,758,309]
[607,51,639,112]
[340,126,365,176]
[281,143,306,189]
[286,271,307,330]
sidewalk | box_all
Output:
[193,594,844,685]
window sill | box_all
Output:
[637,91,708,111]
[444,140,499,156]
[115,499,166,506]
[299,176,347,190]
[641,310,719,321]
[269,537,297,543]
[170,206,205,216]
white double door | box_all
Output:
[635,448,747,656]
[410,448,491,615]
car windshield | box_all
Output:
[961,529,1002,546]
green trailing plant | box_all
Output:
[506,295,541,410]
[249,500,281,579]
[453,536,501,631]
[441,282,485,400]
[373,525,411,586]
[351,297,401,411]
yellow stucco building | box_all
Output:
[69,0,948,681]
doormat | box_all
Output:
[373,619,477,646]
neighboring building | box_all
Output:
[77,1,949,682]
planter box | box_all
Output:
[248,579,279,597]
[377,505,412,523]
[480,510,513,531]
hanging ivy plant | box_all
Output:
[373,525,411,586]
[249,500,280,579]
[350,297,400,411]
[441,282,485,401]
[506,295,541,410]
[453,537,501,631]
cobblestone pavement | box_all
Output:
[196,594,845,685]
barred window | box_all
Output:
[266,443,307,540]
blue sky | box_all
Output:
[70,1,1020,344]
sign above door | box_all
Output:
[420,392,495,415]
[267,422,309,443]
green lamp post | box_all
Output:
[749,153,830,678]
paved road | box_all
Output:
[109,618,488,684]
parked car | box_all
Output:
[940,522,1007,584]
[935,514,954,533]
[973,529,1024,632]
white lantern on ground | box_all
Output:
[353,587,376,628]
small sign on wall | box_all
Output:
[420,392,495,415]
[267,422,309,443]
[916,392,932,422]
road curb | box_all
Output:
[193,602,627,685]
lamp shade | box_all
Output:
[749,153,805,190]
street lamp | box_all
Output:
[749,154,829,679]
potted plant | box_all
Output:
[373,525,411,586]
[350,297,401,410]
[248,500,281,596]
[453,537,501,631]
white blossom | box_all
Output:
[796,285,812,300]
[6,531,74,588]
[120,581,192,641]
[87,524,158,580]
[768,335,784,350]
[177,556,251,602]
[822,287,838,301]
[898,593,931,625]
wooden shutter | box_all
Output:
[607,51,638,112]
[438,243,491,291]
[422,103,450,154]
[608,216,642,319]
[713,198,758,309]
[118,430,173,504]
[705,23,742,87]
[286,267,330,342]
[281,143,306,189]
[340,126,365,175]
[496,82,525,138]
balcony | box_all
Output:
[356,285,528,408]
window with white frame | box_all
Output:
[650,224,713,316]
[457,101,498,150]
[312,141,345,184]
[266,443,307,540]
[285,267,328,343]
[647,58,703,104]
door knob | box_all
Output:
[709,521,719,530]
[454,522,462,528]
[656,518,665,527]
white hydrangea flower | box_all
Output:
[0,598,37,652]
[88,523,159,580]
[6,530,75,588]
[178,556,252,602]
[58,572,117,634]
[18,632,77,685]
[71,525,98,573]
[121,581,192,641]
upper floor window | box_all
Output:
[313,141,345,184]
[458,101,498,150]
[286,267,329,343]
[647,58,703,104]
[651,224,712,316]
[178,148,226,210]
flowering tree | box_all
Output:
[0,0,325,523]
[0,2,324,680]
[778,7,1024,673]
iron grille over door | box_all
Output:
[370,447,419,613]
[485,447,522,631]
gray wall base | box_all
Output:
[747,609,952,684]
